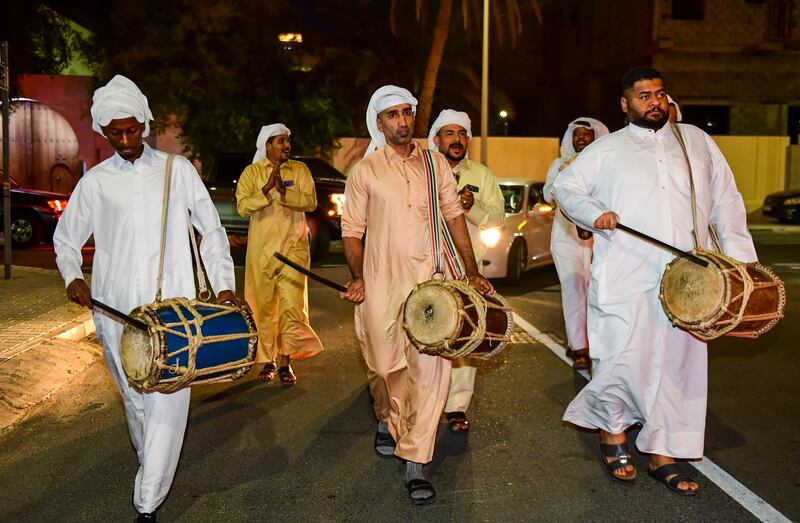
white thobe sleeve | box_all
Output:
[53,178,93,288]
[180,158,236,293]
[551,153,612,237]
[704,134,758,262]
[542,159,561,204]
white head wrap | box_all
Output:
[90,75,154,137]
[560,117,609,158]
[427,109,473,153]
[364,85,418,158]
[253,123,291,163]
[667,95,683,122]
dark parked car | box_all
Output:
[0,175,69,248]
[203,154,347,260]
[762,189,800,223]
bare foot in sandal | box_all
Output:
[599,430,637,481]
[648,455,699,495]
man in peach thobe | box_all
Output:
[340,85,493,505]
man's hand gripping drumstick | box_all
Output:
[341,237,366,303]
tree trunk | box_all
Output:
[414,0,453,137]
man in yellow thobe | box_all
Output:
[236,123,323,384]
[428,109,505,433]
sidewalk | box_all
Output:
[0,266,101,430]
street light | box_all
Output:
[498,109,509,136]
[278,32,302,52]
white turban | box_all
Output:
[91,75,154,137]
[667,95,683,122]
[560,117,609,158]
[427,109,473,151]
[364,85,418,158]
[253,123,291,163]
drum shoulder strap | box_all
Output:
[154,154,210,303]
[670,123,702,251]
[421,149,464,279]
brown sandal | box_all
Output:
[569,348,592,371]
[259,363,276,381]
[278,365,296,385]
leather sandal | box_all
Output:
[406,478,436,505]
[259,363,276,381]
[278,365,296,385]
[445,411,470,432]
[600,441,637,481]
[647,463,698,496]
[571,349,591,371]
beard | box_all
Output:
[629,107,668,130]
[444,144,466,163]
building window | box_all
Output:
[681,105,730,135]
[672,0,705,20]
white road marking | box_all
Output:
[512,312,791,523]
[512,314,588,380]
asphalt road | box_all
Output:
[0,232,797,522]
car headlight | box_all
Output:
[480,227,502,247]
[783,197,800,206]
[329,193,345,216]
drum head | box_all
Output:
[120,325,155,382]
[661,257,725,324]
[404,284,461,347]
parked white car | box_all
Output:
[479,178,554,283]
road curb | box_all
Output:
[0,312,95,364]
[0,312,99,432]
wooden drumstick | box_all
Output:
[615,223,709,268]
[273,252,348,292]
[90,298,149,331]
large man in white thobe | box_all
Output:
[53,75,242,521]
[542,117,609,371]
[552,68,756,495]
[428,109,505,432]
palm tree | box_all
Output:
[388,0,543,136]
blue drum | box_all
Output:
[120,298,258,393]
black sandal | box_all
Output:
[374,430,396,458]
[647,463,698,496]
[278,365,296,385]
[259,363,276,381]
[406,479,436,505]
[600,442,637,482]
[445,411,470,432]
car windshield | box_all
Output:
[501,186,525,214]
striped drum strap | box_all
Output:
[421,149,465,279]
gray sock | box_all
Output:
[405,461,425,482]
[377,421,389,434]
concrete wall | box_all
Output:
[331,137,560,181]
[786,145,800,189]
[713,136,789,212]
[332,135,789,213]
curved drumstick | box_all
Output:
[616,223,709,268]
[90,298,149,331]
[273,252,348,292]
